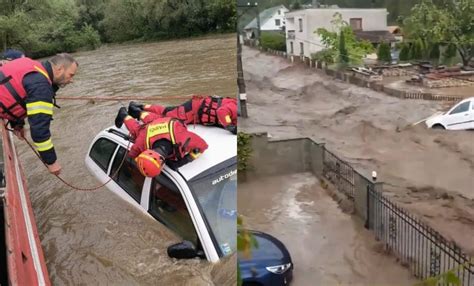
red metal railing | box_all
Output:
[1,121,50,286]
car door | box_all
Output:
[147,174,199,247]
[443,100,471,130]
[470,101,474,130]
[109,146,147,207]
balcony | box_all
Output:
[287,30,295,40]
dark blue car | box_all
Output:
[239,230,293,286]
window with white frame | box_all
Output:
[275,19,281,26]
[298,18,303,32]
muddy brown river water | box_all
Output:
[15,35,237,285]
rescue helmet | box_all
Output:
[135,149,164,177]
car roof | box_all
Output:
[103,124,236,181]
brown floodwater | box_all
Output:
[239,46,474,255]
[15,34,237,285]
[238,173,416,285]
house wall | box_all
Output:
[286,9,388,58]
[261,6,289,31]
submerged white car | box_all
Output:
[425,97,474,130]
[85,125,237,262]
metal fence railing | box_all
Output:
[322,147,355,198]
[367,185,474,285]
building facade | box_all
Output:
[244,5,289,39]
[285,9,392,58]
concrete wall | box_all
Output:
[247,133,312,177]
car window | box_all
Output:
[449,101,470,115]
[148,175,198,245]
[189,159,237,257]
[89,138,117,172]
[110,147,145,203]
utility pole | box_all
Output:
[236,1,259,118]
[255,4,261,45]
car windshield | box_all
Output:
[187,158,237,257]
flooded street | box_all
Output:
[239,46,474,255]
[15,35,236,285]
[239,173,416,285]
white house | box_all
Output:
[244,5,289,39]
[285,9,395,58]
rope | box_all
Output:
[17,129,131,192]
[55,95,196,102]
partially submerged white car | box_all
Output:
[425,97,474,130]
[85,125,236,262]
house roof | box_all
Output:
[387,25,401,34]
[353,30,396,43]
[244,5,287,30]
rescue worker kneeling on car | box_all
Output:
[114,106,209,177]
[128,94,237,134]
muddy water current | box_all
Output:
[15,35,237,285]
[238,173,417,285]
[240,46,474,255]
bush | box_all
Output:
[377,42,392,63]
[410,38,424,60]
[399,43,410,61]
[429,43,440,63]
[237,132,252,171]
[260,32,286,52]
[311,49,335,64]
[75,24,101,50]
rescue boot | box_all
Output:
[225,125,237,135]
[115,107,128,128]
[128,101,144,119]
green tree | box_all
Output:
[237,216,258,286]
[291,0,301,10]
[339,30,348,63]
[399,42,411,61]
[260,31,286,51]
[311,49,336,64]
[429,42,440,63]
[315,13,374,64]
[443,43,457,59]
[377,42,392,62]
[410,38,424,60]
[402,0,473,66]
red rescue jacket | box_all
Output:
[0,58,52,122]
[144,95,237,128]
[126,116,208,160]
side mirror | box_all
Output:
[167,241,205,260]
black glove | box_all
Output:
[129,101,144,110]
[9,119,25,130]
[128,102,144,119]
[166,154,193,170]
[115,107,128,128]
[225,125,237,135]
